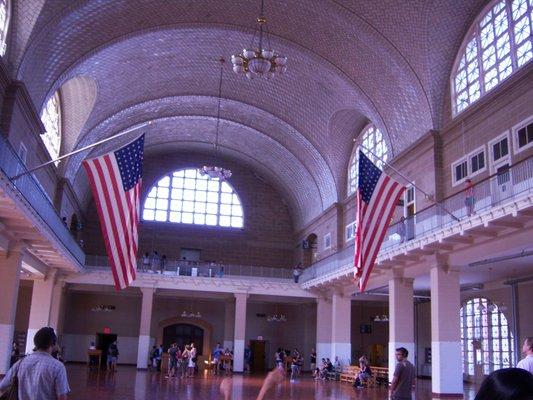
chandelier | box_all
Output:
[267,314,287,323]
[373,315,389,322]
[181,310,202,319]
[91,305,116,312]
[231,0,287,79]
[198,58,232,181]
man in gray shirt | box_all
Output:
[0,327,70,400]
[390,347,415,400]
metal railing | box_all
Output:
[85,255,294,280]
[0,135,85,266]
[302,156,533,283]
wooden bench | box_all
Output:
[326,366,342,381]
[339,366,359,383]
[372,366,389,386]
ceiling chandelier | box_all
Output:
[373,315,389,322]
[198,58,232,181]
[267,314,287,323]
[181,310,202,319]
[231,0,287,79]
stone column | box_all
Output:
[233,293,248,372]
[0,245,24,375]
[430,260,462,398]
[25,269,58,354]
[331,290,352,365]
[388,274,415,382]
[316,296,332,361]
[136,287,154,369]
[223,298,235,351]
[48,280,65,334]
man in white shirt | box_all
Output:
[517,337,533,373]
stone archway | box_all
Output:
[157,317,213,356]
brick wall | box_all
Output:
[83,152,295,268]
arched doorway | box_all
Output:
[163,324,204,355]
[157,317,212,356]
[302,233,318,267]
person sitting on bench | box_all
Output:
[353,356,372,388]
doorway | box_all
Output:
[404,186,415,240]
[163,324,204,354]
[96,333,117,368]
[250,340,267,373]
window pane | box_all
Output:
[142,169,243,228]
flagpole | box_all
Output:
[359,145,460,222]
[9,121,151,181]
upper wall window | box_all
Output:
[0,0,10,57]
[452,0,532,115]
[348,124,389,195]
[142,168,244,228]
[513,115,533,153]
[40,92,62,163]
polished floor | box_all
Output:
[67,365,478,399]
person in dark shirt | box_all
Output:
[166,343,178,378]
[390,347,415,400]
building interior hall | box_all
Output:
[0,0,532,399]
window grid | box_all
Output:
[348,124,389,195]
[142,169,243,228]
[0,0,8,56]
[452,0,532,115]
[40,92,61,163]
[460,297,513,377]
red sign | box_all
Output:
[103,327,111,334]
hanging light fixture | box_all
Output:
[231,0,287,79]
[267,305,287,322]
[198,58,232,181]
[181,302,202,318]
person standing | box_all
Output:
[310,348,316,373]
[160,254,167,274]
[213,342,224,375]
[142,252,150,272]
[389,347,415,400]
[166,343,178,378]
[151,251,160,273]
[464,178,475,216]
[189,342,197,376]
[107,341,119,372]
[517,337,533,373]
[244,343,252,374]
[293,263,302,283]
[0,327,70,399]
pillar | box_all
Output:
[25,269,58,354]
[233,293,248,372]
[223,298,235,351]
[48,280,65,334]
[331,290,352,365]
[430,259,463,398]
[136,287,154,369]
[316,297,332,362]
[0,245,24,375]
[388,275,415,382]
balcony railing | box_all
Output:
[0,135,85,266]
[301,156,533,283]
[85,255,294,280]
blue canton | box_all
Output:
[115,134,145,191]
[358,150,382,203]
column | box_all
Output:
[316,297,332,362]
[223,298,235,351]
[0,245,24,375]
[430,260,463,398]
[136,287,154,369]
[233,293,248,372]
[331,290,352,365]
[25,269,58,354]
[48,280,65,334]
[388,275,415,382]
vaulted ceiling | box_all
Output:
[10,0,488,228]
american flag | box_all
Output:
[354,151,405,292]
[83,135,145,290]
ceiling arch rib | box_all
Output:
[73,117,323,228]
[63,95,337,209]
[18,0,437,155]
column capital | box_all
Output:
[234,292,249,300]
[140,286,155,296]
[429,252,449,268]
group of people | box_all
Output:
[312,356,340,380]
[140,252,225,277]
[163,342,197,378]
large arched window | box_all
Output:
[460,297,514,377]
[452,0,532,115]
[40,92,62,162]
[142,168,244,228]
[347,123,388,195]
[0,0,10,57]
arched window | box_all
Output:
[142,168,244,228]
[0,0,10,57]
[452,0,532,115]
[460,297,514,377]
[40,92,62,162]
[347,124,388,195]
